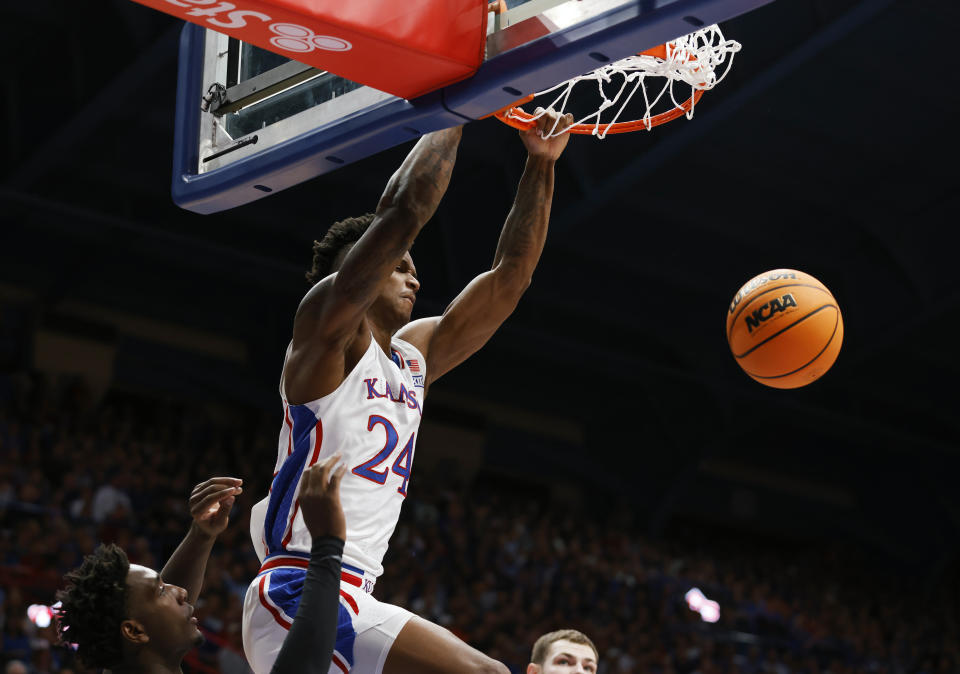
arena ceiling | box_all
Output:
[2,0,957,570]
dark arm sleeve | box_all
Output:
[269,536,344,674]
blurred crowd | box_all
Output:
[384,486,958,674]
[0,370,956,674]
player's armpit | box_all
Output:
[395,316,440,379]
[397,267,528,386]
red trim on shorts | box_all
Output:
[257,557,364,592]
[259,556,309,573]
[258,576,291,630]
[340,571,362,587]
[331,652,350,674]
[339,589,359,614]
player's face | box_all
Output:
[125,565,203,657]
[536,640,598,674]
[374,252,419,325]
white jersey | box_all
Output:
[250,335,426,578]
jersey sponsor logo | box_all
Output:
[363,378,422,414]
[744,293,797,332]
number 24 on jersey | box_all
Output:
[351,415,414,497]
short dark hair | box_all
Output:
[530,629,598,665]
[306,213,375,285]
[56,544,130,668]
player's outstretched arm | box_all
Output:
[270,455,347,674]
[398,112,573,385]
[286,126,463,403]
[159,476,243,604]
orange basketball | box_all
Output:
[726,269,843,389]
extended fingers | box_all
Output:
[532,109,573,137]
[215,494,236,516]
[302,453,344,495]
[191,477,242,497]
[532,107,548,136]
[190,481,243,505]
[191,486,241,517]
[318,452,342,485]
[329,462,347,492]
[300,462,313,493]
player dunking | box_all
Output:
[242,111,573,674]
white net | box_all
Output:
[503,24,742,138]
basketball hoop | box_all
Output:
[494,24,741,137]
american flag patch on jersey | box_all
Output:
[408,359,421,373]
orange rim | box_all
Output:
[493,44,707,135]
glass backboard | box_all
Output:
[173,0,774,213]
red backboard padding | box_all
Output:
[133,0,487,99]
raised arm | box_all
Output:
[285,127,462,403]
[160,477,242,604]
[398,112,572,385]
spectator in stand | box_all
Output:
[55,457,346,674]
[91,470,133,525]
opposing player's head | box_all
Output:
[306,213,420,327]
[57,544,202,670]
[528,629,598,674]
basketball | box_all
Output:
[726,269,843,389]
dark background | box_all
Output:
[1,0,958,583]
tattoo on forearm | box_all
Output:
[494,159,554,268]
[409,130,461,202]
[336,128,462,305]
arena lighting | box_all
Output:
[27,603,54,628]
[685,587,721,623]
[43,602,79,650]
